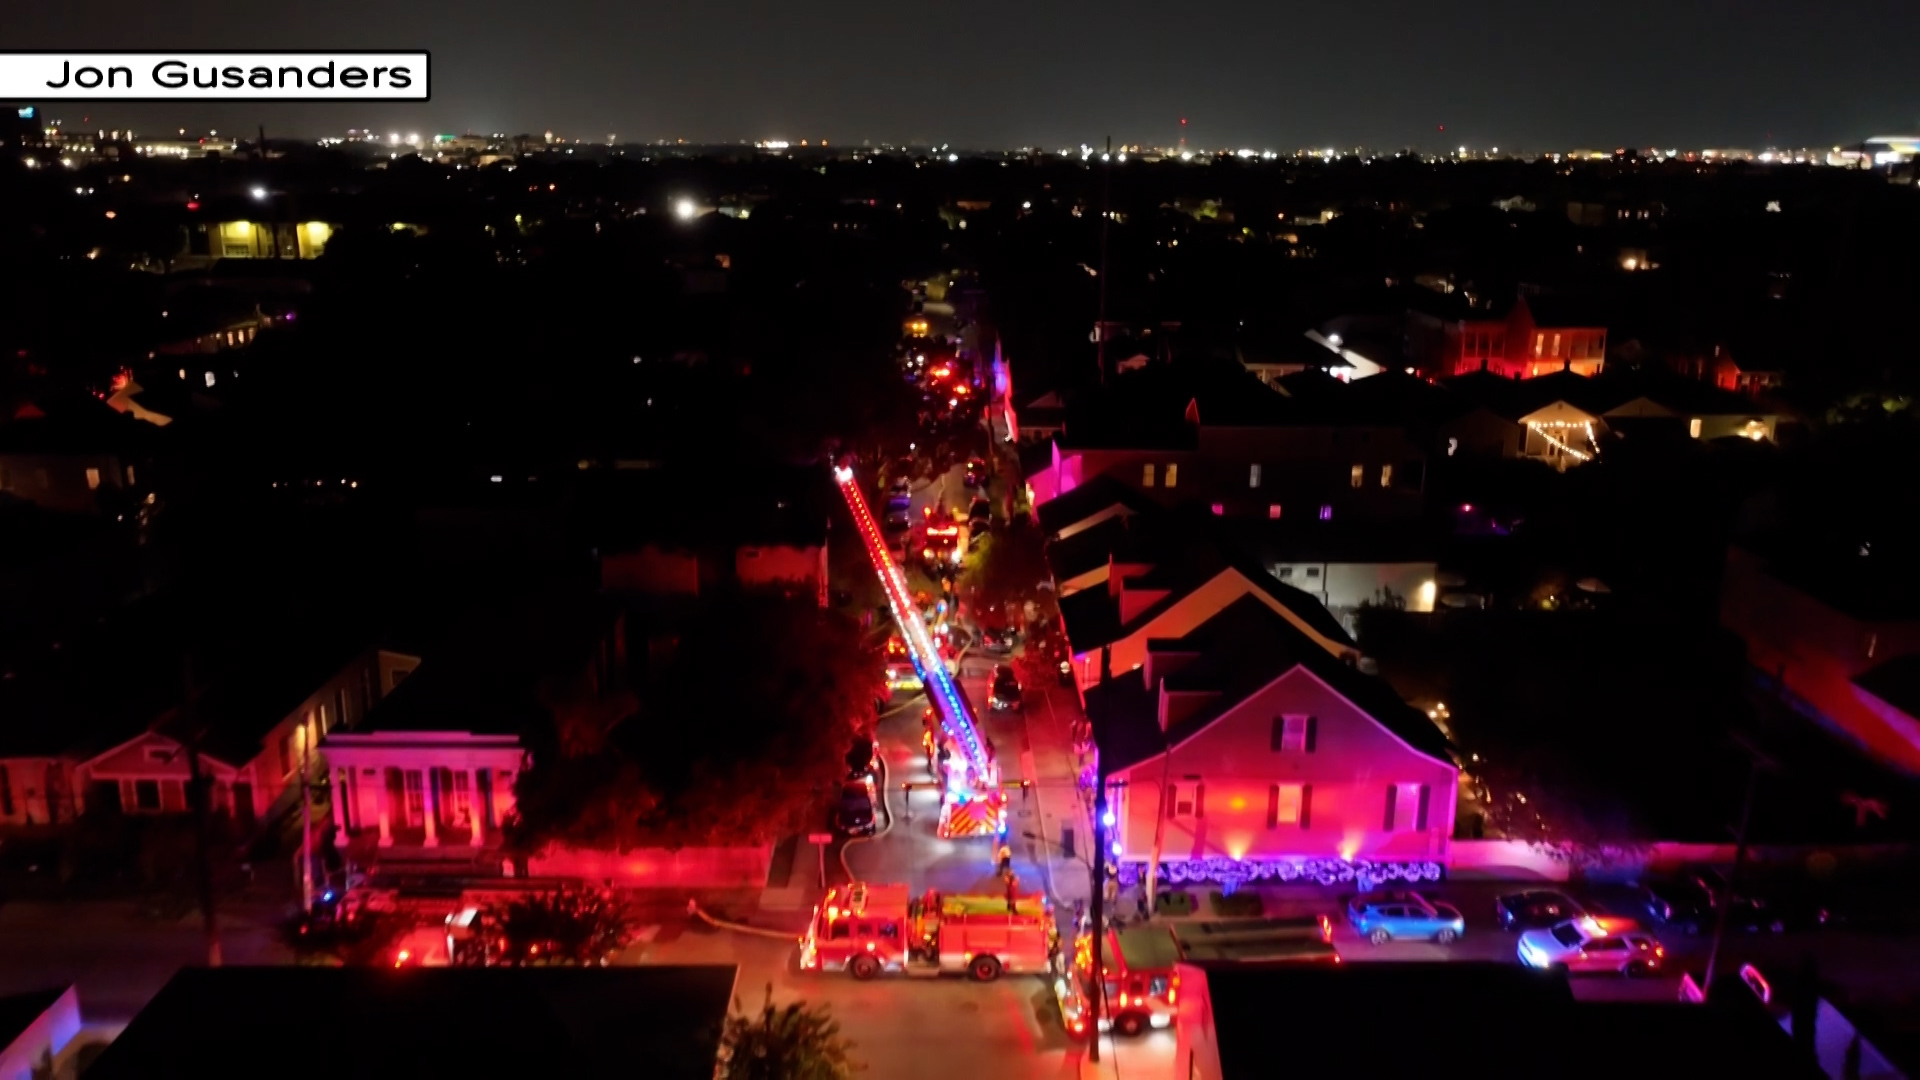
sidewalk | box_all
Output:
[1022,677,1095,910]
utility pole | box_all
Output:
[298,724,314,914]
[1095,135,1111,386]
[180,654,223,967]
[1088,769,1108,1065]
[1705,752,1764,992]
[1145,748,1173,912]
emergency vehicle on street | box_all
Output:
[799,881,1060,983]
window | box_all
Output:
[1268,504,1282,520]
[135,779,161,812]
[1550,332,1561,355]
[1305,566,1320,578]
[1350,464,1364,488]
[125,464,136,485]
[1318,504,1332,521]
[827,920,851,940]
[1164,464,1178,488]
[1143,463,1156,488]
[878,921,900,940]
[1277,566,1293,579]
[1379,464,1393,488]
[1166,782,1203,818]
[1272,714,1315,752]
[1248,464,1262,488]
[85,467,101,490]
[403,770,425,827]
[1688,418,1702,439]
[1534,333,1545,358]
[1385,782,1431,832]
[1266,783,1305,826]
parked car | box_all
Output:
[968,496,992,530]
[888,476,913,498]
[1495,889,1586,932]
[1347,892,1465,945]
[979,626,1018,655]
[1639,875,1718,936]
[1518,916,1664,976]
[989,665,1023,711]
[834,778,879,837]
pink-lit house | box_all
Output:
[1086,595,1457,886]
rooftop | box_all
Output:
[1198,962,1818,1079]
[84,966,736,1080]
[1086,594,1451,772]
[1854,655,1920,719]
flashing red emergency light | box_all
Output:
[185,200,200,211]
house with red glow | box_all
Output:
[1085,595,1457,885]
[1409,291,1608,380]
[1,602,384,829]
[0,391,158,516]
[1721,545,1920,774]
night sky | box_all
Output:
[4,0,1917,150]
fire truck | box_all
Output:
[1054,915,1339,1038]
[799,882,1060,983]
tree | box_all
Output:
[510,598,882,852]
[968,517,1052,627]
[717,985,859,1080]
[490,889,636,965]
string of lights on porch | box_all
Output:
[1526,419,1599,463]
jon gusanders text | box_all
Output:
[44,59,414,91]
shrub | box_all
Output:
[1207,890,1264,917]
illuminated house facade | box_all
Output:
[190,219,334,260]
[1087,596,1457,885]
[320,594,621,865]
[1412,293,1608,379]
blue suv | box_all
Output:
[1347,891,1466,945]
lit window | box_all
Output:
[1318,505,1332,521]
[1350,464,1364,487]
[1534,333,1544,358]
[125,464,136,484]
[1249,463,1262,488]
[1143,463,1156,488]
[1267,784,1306,827]
[85,467,101,490]
[1165,464,1178,487]
[1688,418,1702,439]
[1274,715,1313,752]
[1551,332,1561,355]
[1380,464,1393,488]
[1268,504,1282,520]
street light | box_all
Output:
[673,198,697,221]
[250,186,268,200]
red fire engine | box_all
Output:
[799,882,1060,983]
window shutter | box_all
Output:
[1300,784,1313,829]
[1416,784,1431,831]
[1383,784,1398,831]
[1270,717,1286,751]
[1266,784,1279,828]
[1195,783,1206,818]
[1165,783,1178,820]
[1305,716,1318,752]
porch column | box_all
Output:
[330,768,349,845]
[468,772,486,847]
[421,770,439,848]
[376,772,393,847]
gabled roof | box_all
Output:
[1520,293,1609,329]
[0,988,69,1051]
[0,391,155,454]
[85,966,736,1080]
[1034,473,1158,538]
[1085,595,1451,773]
[1055,510,1354,657]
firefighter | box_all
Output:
[996,844,1013,878]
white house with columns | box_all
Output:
[320,731,525,851]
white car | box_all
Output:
[1518,916,1665,976]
